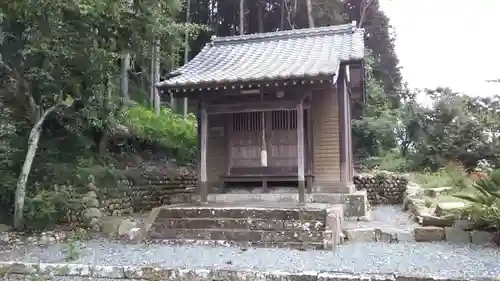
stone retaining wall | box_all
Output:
[77,166,198,230]
[0,261,491,281]
[130,174,197,212]
[414,226,497,243]
[343,225,497,245]
[95,167,198,216]
[353,173,408,205]
[99,179,134,217]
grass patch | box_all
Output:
[410,164,472,190]
[411,171,454,189]
[359,151,411,173]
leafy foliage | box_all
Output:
[23,190,79,232]
[0,0,204,229]
[352,52,398,158]
[120,105,196,164]
[452,169,500,231]
[398,89,500,172]
[360,151,410,173]
[411,164,471,190]
[453,170,500,206]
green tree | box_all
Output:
[352,53,398,158]
[0,0,198,229]
[405,88,496,171]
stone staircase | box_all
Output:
[144,202,344,250]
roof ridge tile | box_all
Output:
[211,23,359,45]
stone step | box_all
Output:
[154,217,325,231]
[143,203,344,250]
[149,228,330,244]
[153,239,326,250]
[207,191,368,218]
[155,204,326,220]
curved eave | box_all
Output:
[156,59,364,94]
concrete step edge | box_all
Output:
[154,218,327,231]
[147,238,327,250]
[149,228,333,243]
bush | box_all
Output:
[120,105,196,164]
[361,151,411,172]
[1,103,197,230]
[461,202,500,231]
[24,190,83,232]
[453,169,500,231]
[411,163,471,190]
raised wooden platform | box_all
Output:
[144,202,343,250]
[221,166,314,192]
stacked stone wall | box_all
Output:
[99,179,135,217]
[95,166,198,216]
[130,172,197,212]
[353,173,408,205]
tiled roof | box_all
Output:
[156,23,364,89]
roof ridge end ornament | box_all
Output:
[350,21,358,33]
[209,35,217,46]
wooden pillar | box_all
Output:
[306,106,313,194]
[226,115,233,176]
[339,76,348,185]
[297,101,305,203]
[346,91,354,179]
[199,101,208,202]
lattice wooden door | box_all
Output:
[230,112,262,167]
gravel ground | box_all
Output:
[1,237,500,279]
[345,205,418,231]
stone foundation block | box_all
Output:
[124,266,175,279]
[341,191,369,218]
[39,263,91,277]
[414,226,445,242]
[92,265,125,278]
[317,271,370,281]
[444,227,471,243]
[0,262,39,275]
[394,231,414,242]
[470,231,494,245]
[344,228,375,242]
[421,215,454,227]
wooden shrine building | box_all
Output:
[156,23,365,203]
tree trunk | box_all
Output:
[285,0,297,29]
[13,105,59,230]
[149,41,155,108]
[306,0,314,28]
[99,129,110,155]
[183,0,191,119]
[120,53,131,103]
[154,39,161,116]
[358,0,374,28]
[239,0,245,35]
[280,0,285,30]
[257,1,264,33]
